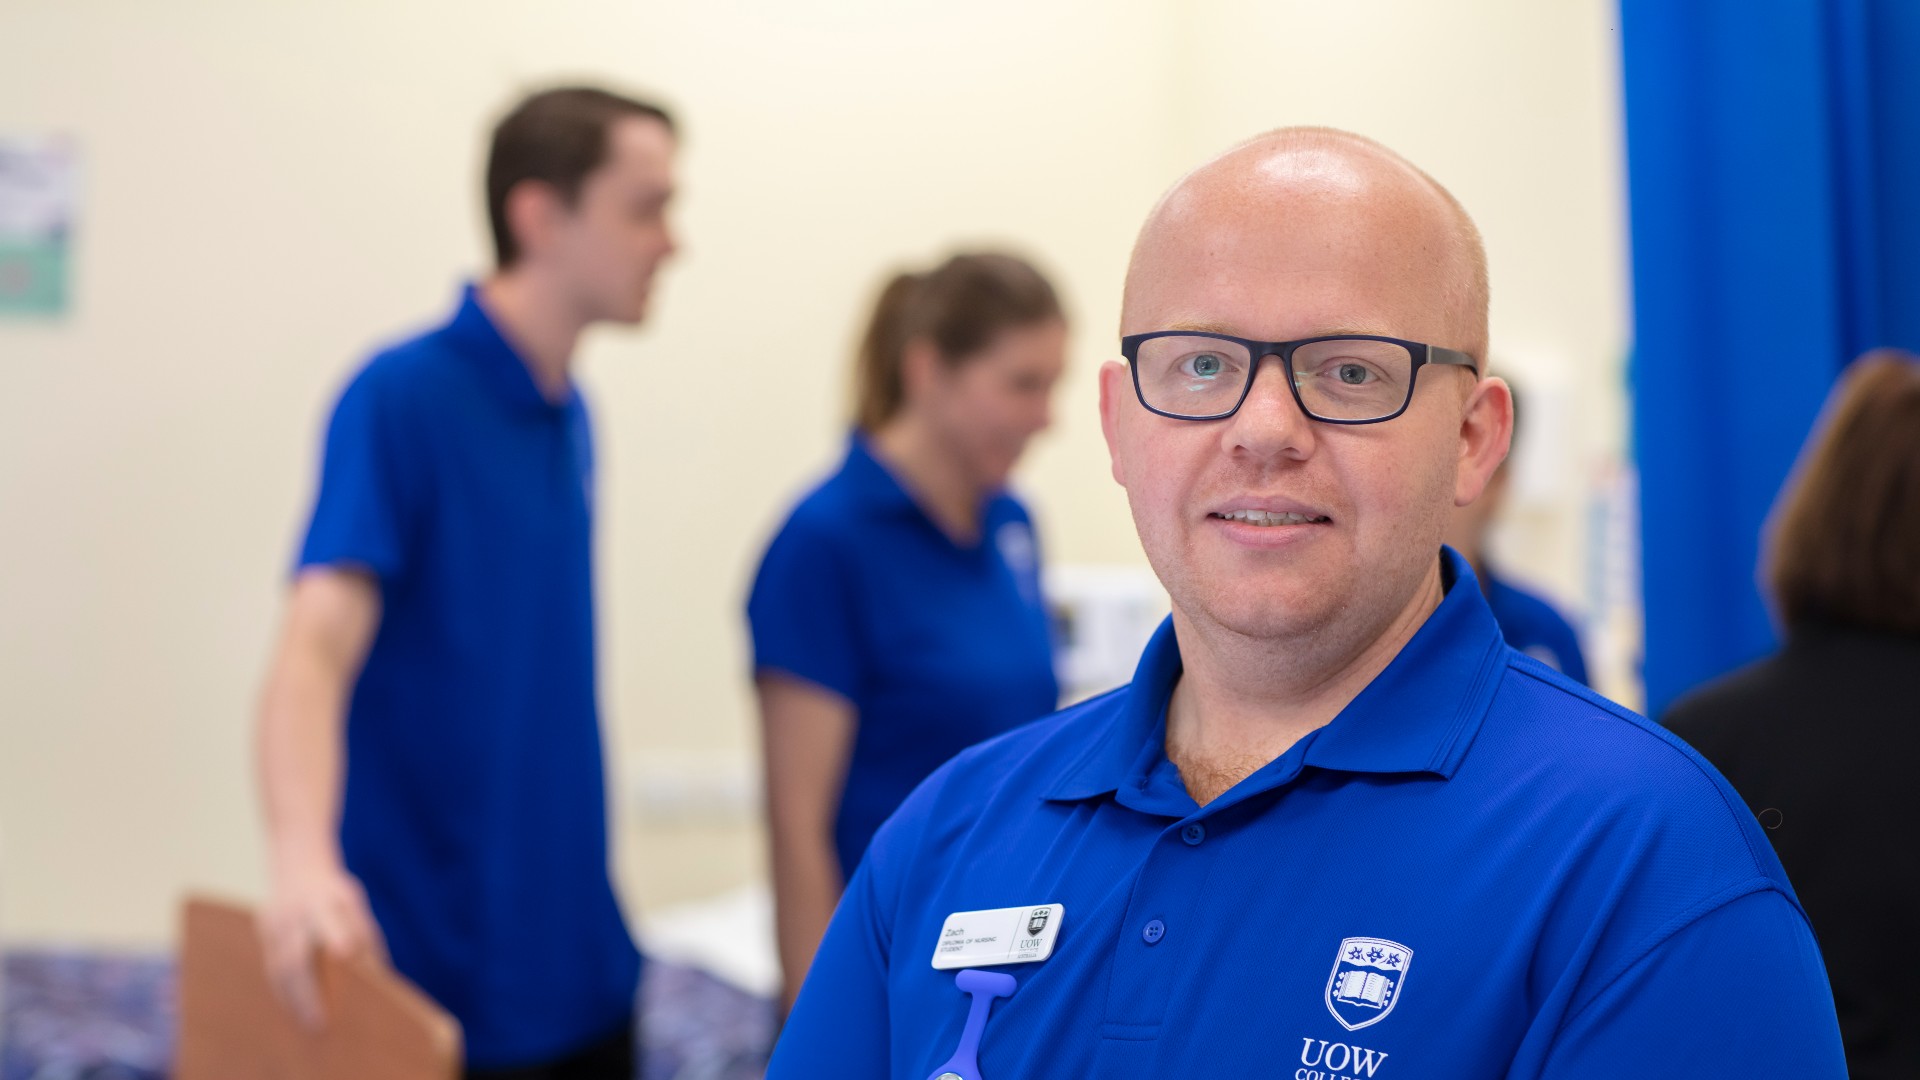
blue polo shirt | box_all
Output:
[770,549,1845,1078]
[1483,567,1590,685]
[298,285,639,1069]
[748,433,1059,877]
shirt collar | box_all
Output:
[1042,546,1508,803]
[442,282,576,414]
[842,431,922,516]
[841,430,1020,545]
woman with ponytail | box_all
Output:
[748,252,1068,1012]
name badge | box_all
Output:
[931,903,1065,970]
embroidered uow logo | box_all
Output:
[1324,937,1412,1031]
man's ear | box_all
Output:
[1098,360,1130,487]
[1455,376,1513,508]
[503,179,563,264]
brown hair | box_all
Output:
[853,252,1063,432]
[485,86,675,268]
[1766,349,1920,635]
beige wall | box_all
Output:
[0,0,1627,946]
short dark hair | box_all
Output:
[853,252,1064,432]
[485,86,675,268]
[1766,349,1920,635]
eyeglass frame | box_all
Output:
[1119,330,1480,425]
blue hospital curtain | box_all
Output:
[1619,0,1920,717]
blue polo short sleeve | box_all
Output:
[1537,889,1840,1076]
[768,549,1845,1078]
[748,508,862,701]
[299,364,420,582]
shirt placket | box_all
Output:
[1091,811,1226,1071]
[1093,753,1311,1073]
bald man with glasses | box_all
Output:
[767,128,1845,1080]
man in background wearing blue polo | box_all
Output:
[769,129,1844,1078]
[1445,383,1590,684]
[254,86,677,1079]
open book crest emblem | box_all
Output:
[1324,936,1412,1031]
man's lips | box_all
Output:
[1208,507,1332,527]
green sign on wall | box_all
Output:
[0,136,79,318]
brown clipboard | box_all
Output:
[173,895,461,1080]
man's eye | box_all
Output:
[1184,353,1226,378]
[1336,363,1373,385]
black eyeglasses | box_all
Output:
[1120,331,1478,424]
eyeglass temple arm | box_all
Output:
[1427,345,1479,374]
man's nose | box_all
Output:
[1222,355,1316,460]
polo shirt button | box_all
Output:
[1142,919,1166,945]
[1181,823,1207,846]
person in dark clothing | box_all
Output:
[1664,349,1920,1080]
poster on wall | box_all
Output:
[0,135,80,318]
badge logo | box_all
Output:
[1027,908,1051,936]
[995,521,1041,604]
[1324,937,1412,1031]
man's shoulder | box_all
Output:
[1492,654,1726,787]
[341,318,468,400]
[1480,652,1783,878]
[1471,653,1826,1031]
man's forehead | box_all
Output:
[1122,132,1477,341]
[1160,317,1398,339]
[595,118,677,188]
[1166,144,1393,221]
[603,117,675,164]
[1140,161,1440,262]
[1122,210,1433,330]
